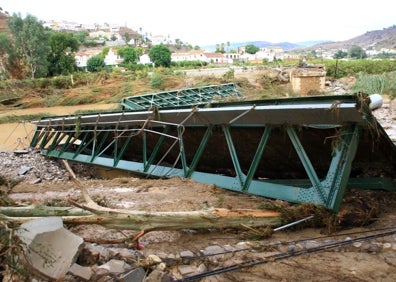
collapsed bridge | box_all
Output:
[30,83,396,212]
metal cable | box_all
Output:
[175,228,396,281]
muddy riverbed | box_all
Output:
[1,95,396,281]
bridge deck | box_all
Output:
[30,87,396,211]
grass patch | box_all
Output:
[0,113,52,124]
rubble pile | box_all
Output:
[0,150,94,185]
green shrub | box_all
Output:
[325,59,396,79]
[34,78,51,89]
[352,71,396,98]
[150,72,164,89]
[52,76,72,89]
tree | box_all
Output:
[348,45,367,59]
[47,32,80,76]
[333,50,348,59]
[118,46,138,65]
[149,44,171,67]
[87,55,105,72]
[6,13,50,78]
[73,31,89,44]
[245,44,259,54]
[0,32,23,79]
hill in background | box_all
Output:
[202,26,396,52]
[307,25,396,50]
[0,10,394,52]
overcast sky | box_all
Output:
[2,0,395,46]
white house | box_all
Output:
[104,48,123,66]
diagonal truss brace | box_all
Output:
[32,116,362,211]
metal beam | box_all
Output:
[30,90,396,211]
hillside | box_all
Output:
[310,25,396,50]
[1,10,394,52]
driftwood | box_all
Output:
[0,160,282,233]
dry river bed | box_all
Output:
[0,96,395,281]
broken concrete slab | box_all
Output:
[98,258,133,273]
[119,267,146,282]
[18,166,31,175]
[68,263,93,281]
[16,216,83,280]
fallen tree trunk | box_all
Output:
[0,160,282,232]
[0,204,281,231]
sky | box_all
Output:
[1,0,395,46]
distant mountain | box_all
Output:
[308,25,396,50]
[201,26,396,53]
[296,40,330,47]
[202,41,306,52]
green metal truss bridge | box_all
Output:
[30,83,396,212]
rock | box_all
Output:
[18,166,31,175]
[98,259,133,273]
[119,267,146,282]
[180,250,194,258]
[145,269,173,282]
[200,245,225,256]
[68,263,93,281]
[146,254,162,265]
[178,265,197,276]
[16,217,84,280]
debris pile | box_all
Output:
[8,216,396,281]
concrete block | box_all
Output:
[68,263,93,281]
[98,259,133,273]
[119,267,146,282]
[16,217,83,280]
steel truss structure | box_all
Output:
[120,83,242,110]
[30,88,396,211]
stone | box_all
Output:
[178,265,197,276]
[18,166,31,175]
[16,217,83,280]
[98,259,132,274]
[200,245,224,256]
[119,267,146,282]
[68,263,93,281]
[145,269,173,282]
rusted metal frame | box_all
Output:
[90,115,100,161]
[242,126,272,192]
[178,126,188,176]
[90,130,111,162]
[91,130,127,162]
[223,125,246,189]
[322,125,361,211]
[30,127,46,148]
[147,130,182,178]
[111,113,125,166]
[113,129,125,167]
[143,123,180,174]
[143,126,170,172]
[72,131,93,159]
[185,125,213,178]
[47,130,62,151]
[287,127,327,204]
[38,129,56,150]
[113,130,134,167]
[177,107,199,176]
[222,105,264,191]
[57,132,75,157]
[142,131,147,168]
